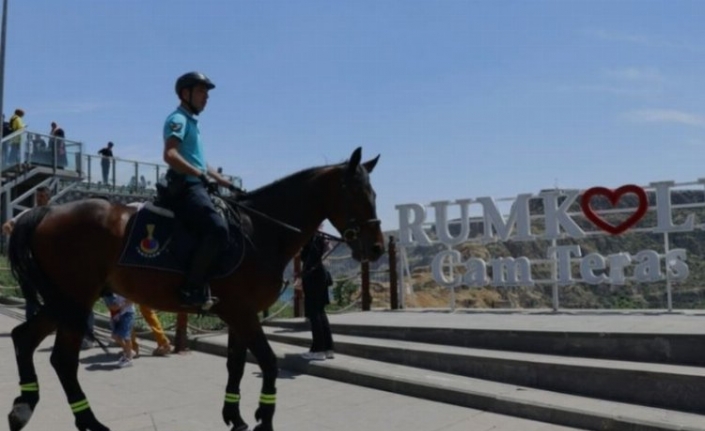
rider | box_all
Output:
[163,71,239,309]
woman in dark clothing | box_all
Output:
[299,231,335,360]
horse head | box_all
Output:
[326,147,385,262]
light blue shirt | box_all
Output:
[163,106,206,183]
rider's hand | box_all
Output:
[227,184,244,198]
[199,174,219,194]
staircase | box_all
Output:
[254,313,705,431]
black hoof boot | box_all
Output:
[7,394,38,431]
[222,404,248,431]
[74,410,110,431]
[253,405,275,431]
[8,403,32,431]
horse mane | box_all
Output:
[222,163,338,208]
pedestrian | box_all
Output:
[103,291,136,368]
[8,109,25,166]
[49,122,67,168]
[98,142,114,186]
[298,230,335,360]
[130,304,172,356]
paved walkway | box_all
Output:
[0,309,583,431]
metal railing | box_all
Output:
[76,153,242,197]
[0,128,242,197]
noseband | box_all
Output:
[339,174,380,258]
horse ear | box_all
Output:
[347,147,362,174]
[362,155,380,174]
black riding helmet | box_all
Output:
[175,72,215,96]
[175,72,215,114]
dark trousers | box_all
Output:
[170,181,229,289]
[101,160,111,185]
[308,311,333,353]
[170,182,228,243]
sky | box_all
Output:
[5,0,705,232]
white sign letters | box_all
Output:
[397,181,695,288]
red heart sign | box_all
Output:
[580,185,648,235]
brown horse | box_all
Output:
[6,147,384,431]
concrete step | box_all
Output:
[190,335,705,431]
[261,326,705,415]
[263,318,705,366]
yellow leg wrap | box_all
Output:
[20,382,39,392]
[70,399,90,414]
[259,393,276,405]
[224,393,241,404]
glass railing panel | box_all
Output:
[135,162,160,196]
[63,140,82,172]
[2,129,27,170]
[111,157,138,193]
[16,131,83,173]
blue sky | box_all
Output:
[5,1,705,230]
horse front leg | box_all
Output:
[222,329,248,431]
[248,325,278,431]
[8,311,56,431]
[50,326,110,431]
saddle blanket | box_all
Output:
[117,202,245,279]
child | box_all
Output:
[103,292,136,368]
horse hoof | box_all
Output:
[8,402,33,431]
[77,426,111,431]
[76,420,111,431]
[231,424,249,431]
[252,424,273,431]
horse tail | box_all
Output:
[8,206,52,311]
[8,206,105,346]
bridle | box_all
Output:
[221,166,380,257]
[336,171,381,259]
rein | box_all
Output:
[224,197,301,234]
[221,194,343,267]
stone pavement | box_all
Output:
[0,310,582,431]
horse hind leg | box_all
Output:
[8,311,56,431]
[221,329,249,431]
[50,324,110,431]
[248,325,278,431]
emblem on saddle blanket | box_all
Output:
[118,203,245,278]
[138,224,163,257]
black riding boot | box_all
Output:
[180,234,222,310]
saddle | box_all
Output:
[117,191,246,279]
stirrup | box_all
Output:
[179,285,218,311]
[201,296,219,311]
